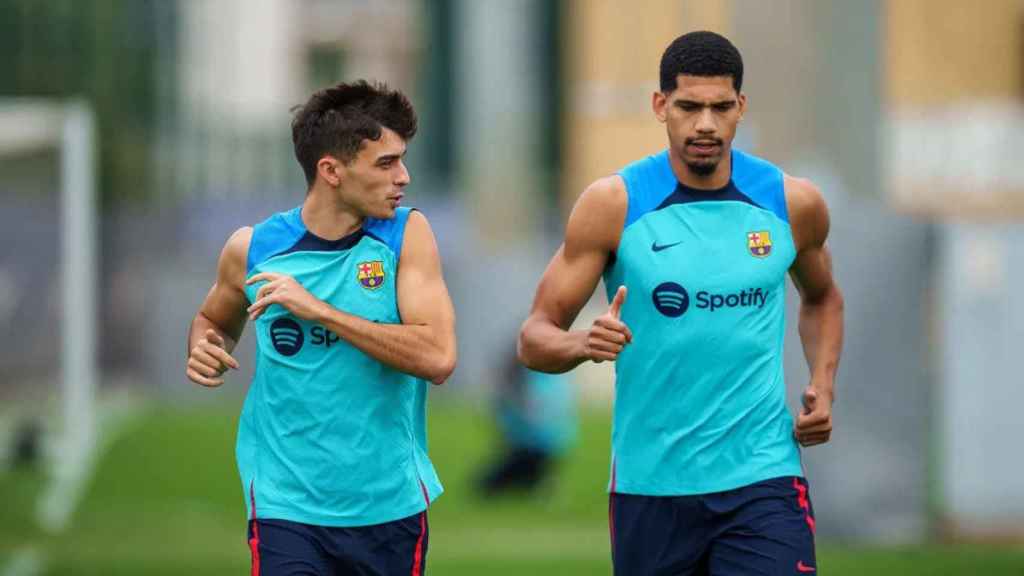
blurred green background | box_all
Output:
[3,401,1024,575]
[2,397,1024,569]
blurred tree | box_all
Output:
[0,0,175,205]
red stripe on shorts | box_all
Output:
[249,481,261,576]
[793,477,816,534]
[410,479,431,575]
[411,511,427,576]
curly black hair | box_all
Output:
[291,80,418,186]
[659,31,743,93]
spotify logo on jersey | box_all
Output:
[652,282,771,318]
[652,282,690,317]
[270,317,304,356]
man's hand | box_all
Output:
[584,286,633,363]
[186,329,240,387]
[246,272,327,322]
[794,386,833,447]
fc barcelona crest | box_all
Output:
[747,231,772,258]
[357,260,386,289]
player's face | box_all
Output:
[338,127,410,219]
[653,75,745,177]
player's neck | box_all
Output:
[668,147,732,190]
[301,187,364,241]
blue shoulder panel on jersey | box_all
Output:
[364,207,414,260]
[620,148,788,226]
[247,206,305,274]
[731,149,788,223]
[248,206,417,272]
[620,150,678,228]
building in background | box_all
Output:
[883,0,1024,540]
[167,0,421,201]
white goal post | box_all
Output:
[0,99,97,532]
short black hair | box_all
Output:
[659,31,743,93]
[291,80,417,186]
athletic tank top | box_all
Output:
[603,148,802,495]
[237,205,441,527]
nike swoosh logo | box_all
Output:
[797,561,816,573]
[651,241,682,252]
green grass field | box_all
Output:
[1,400,1023,575]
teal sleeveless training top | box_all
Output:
[237,205,442,527]
[603,148,803,496]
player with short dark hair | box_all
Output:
[519,31,844,575]
[186,80,456,576]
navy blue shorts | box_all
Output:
[247,511,429,576]
[610,476,817,575]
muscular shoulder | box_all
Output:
[401,210,437,251]
[219,226,253,283]
[565,175,627,254]
[404,209,431,235]
[223,226,253,262]
[783,175,829,251]
[578,174,627,214]
[399,210,441,266]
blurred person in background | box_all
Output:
[185,81,456,576]
[518,31,844,575]
[476,346,577,496]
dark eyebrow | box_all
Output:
[375,150,407,165]
[676,99,736,107]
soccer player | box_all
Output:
[185,81,456,576]
[518,31,844,575]
[476,351,577,496]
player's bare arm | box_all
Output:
[246,211,457,385]
[518,175,633,374]
[186,227,251,387]
[786,175,845,447]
